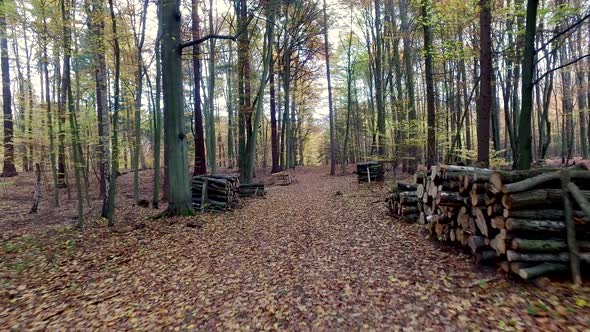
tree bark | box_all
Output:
[323,0,336,174]
[515,0,539,169]
[0,0,17,177]
[192,0,207,176]
[161,0,193,216]
[477,0,492,167]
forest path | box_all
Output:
[2,167,588,330]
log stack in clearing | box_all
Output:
[191,175,240,211]
[238,183,266,197]
[409,165,590,282]
[357,162,384,183]
[271,171,293,186]
[386,182,418,222]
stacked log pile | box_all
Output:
[238,183,266,197]
[357,162,384,183]
[413,164,590,282]
[483,169,590,281]
[271,171,293,186]
[386,182,418,222]
[191,175,240,211]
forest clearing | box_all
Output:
[1,166,589,330]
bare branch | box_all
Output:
[534,53,590,85]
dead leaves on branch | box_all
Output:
[1,167,590,330]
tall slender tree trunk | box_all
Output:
[41,9,58,205]
[244,3,274,183]
[477,0,493,167]
[207,0,216,173]
[87,0,110,199]
[323,0,336,175]
[152,1,163,208]
[0,0,16,177]
[133,0,149,201]
[104,0,121,223]
[270,60,280,173]
[374,0,385,157]
[575,26,588,159]
[61,0,83,228]
[515,0,538,169]
[400,0,417,171]
[560,43,574,164]
[192,0,206,175]
[422,0,436,166]
[226,40,235,169]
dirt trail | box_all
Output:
[1,167,589,330]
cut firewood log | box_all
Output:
[501,170,590,194]
[502,188,590,210]
[396,182,417,192]
[436,191,464,206]
[503,209,585,220]
[474,208,490,237]
[511,238,590,252]
[470,192,486,207]
[468,235,486,254]
[491,216,506,229]
[506,250,590,262]
[517,263,568,280]
[490,231,509,255]
[487,204,504,217]
[416,184,425,199]
[476,250,497,263]
[505,218,590,234]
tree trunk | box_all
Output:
[192,0,207,176]
[515,0,539,169]
[206,0,216,173]
[103,0,121,224]
[400,0,417,171]
[133,0,149,201]
[373,0,385,157]
[0,0,17,177]
[421,0,436,166]
[152,1,163,208]
[477,0,492,167]
[160,0,193,216]
[61,0,83,228]
[41,12,58,205]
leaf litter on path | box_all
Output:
[1,166,589,330]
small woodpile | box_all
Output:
[191,175,240,211]
[271,171,293,186]
[357,162,384,183]
[414,164,590,284]
[386,182,418,222]
[238,183,266,197]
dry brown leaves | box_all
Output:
[1,166,590,330]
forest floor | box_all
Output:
[1,166,590,330]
